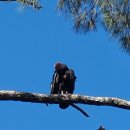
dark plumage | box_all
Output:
[50,63,76,109]
[50,63,69,94]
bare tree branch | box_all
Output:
[0,90,130,110]
[70,103,90,117]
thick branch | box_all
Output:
[0,90,130,110]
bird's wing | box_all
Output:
[50,72,59,94]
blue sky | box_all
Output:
[0,1,130,130]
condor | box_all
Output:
[50,63,76,109]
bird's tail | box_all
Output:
[59,103,69,109]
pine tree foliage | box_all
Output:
[1,0,129,52]
[4,0,42,9]
[57,0,98,32]
[57,0,130,52]
[17,0,42,9]
[100,0,130,51]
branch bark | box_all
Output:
[0,90,130,110]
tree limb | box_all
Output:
[0,90,130,110]
[70,103,90,117]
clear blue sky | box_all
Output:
[0,1,130,130]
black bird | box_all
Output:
[50,63,76,109]
[50,63,69,94]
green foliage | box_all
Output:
[100,0,130,51]
[57,0,130,52]
[17,0,42,9]
[57,0,98,33]
[12,0,129,52]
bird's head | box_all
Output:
[64,69,76,81]
[54,62,62,71]
[54,62,68,74]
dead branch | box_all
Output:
[70,103,90,117]
[0,90,130,110]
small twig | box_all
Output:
[70,103,90,117]
[98,126,106,130]
[46,103,49,106]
